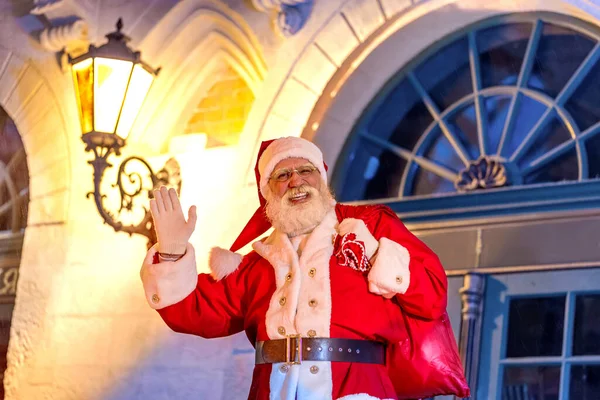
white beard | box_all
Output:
[265,182,335,237]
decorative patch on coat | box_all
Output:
[333,233,371,273]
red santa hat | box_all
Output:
[208,136,327,280]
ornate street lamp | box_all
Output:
[69,19,180,247]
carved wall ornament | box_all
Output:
[39,19,89,53]
[30,0,90,61]
[30,0,66,15]
[251,0,314,37]
[455,157,508,192]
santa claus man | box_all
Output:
[140,136,449,400]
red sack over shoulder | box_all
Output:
[387,311,470,399]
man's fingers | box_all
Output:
[160,186,173,211]
[168,188,181,212]
[149,198,159,218]
[153,189,166,213]
[187,205,198,233]
[338,219,353,235]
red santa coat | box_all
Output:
[140,204,448,400]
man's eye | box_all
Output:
[298,167,313,175]
[275,171,290,181]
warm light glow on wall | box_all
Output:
[169,133,208,154]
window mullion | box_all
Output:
[360,131,459,183]
[497,19,544,157]
[521,139,576,176]
[408,73,471,167]
[468,31,489,157]
[559,292,576,400]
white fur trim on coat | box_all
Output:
[337,394,394,400]
[258,136,327,197]
[367,237,410,297]
[208,246,243,281]
[253,209,337,400]
[140,243,197,310]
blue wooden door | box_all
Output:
[478,268,600,400]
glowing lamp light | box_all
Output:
[70,18,159,150]
[68,19,181,248]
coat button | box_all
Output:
[285,273,292,281]
[278,326,286,335]
[308,268,316,277]
[280,364,289,373]
[279,297,287,306]
[396,276,403,284]
[307,329,316,337]
[310,365,319,374]
[309,299,318,307]
[151,294,160,304]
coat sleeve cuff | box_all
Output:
[140,243,198,310]
[367,237,410,297]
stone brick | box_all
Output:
[184,66,255,146]
[292,44,338,95]
[0,48,11,78]
[0,54,26,107]
[260,113,304,142]
[28,160,68,199]
[19,225,68,270]
[12,84,55,136]
[27,190,68,225]
[380,0,412,19]
[314,13,361,67]
[52,316,112,366]
[25,131,68,177]
[270,78,318,127]
[324,67,382,125]
[42,366,116,400]
[341,0,387,42]
[310,114,354,168]
[105,316,162,368]
[4,66,43,121]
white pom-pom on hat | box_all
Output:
[209,246,243,281]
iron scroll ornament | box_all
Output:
[83,131,181,248]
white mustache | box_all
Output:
[284,185,315,201]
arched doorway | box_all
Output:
[331,12,600,400]
[0,107,29,398]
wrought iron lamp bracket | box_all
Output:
[83,131,181,248]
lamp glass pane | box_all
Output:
[116,64,154,139]
[93,57,133,134]
[72,58,94,134]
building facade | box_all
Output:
[0,0,599,399]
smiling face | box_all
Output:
[264,157,334,236]
[267,157,323,202]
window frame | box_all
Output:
[478,269,600,400]
[332,12,600,224]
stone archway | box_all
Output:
[0,49,71,399]
[238,0,600,179]
[129,0,268,153]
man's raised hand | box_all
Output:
[149,186,197,255]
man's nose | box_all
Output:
[288,171,304,187]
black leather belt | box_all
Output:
[255,336,386,365]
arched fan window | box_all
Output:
[334,13,600,222]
